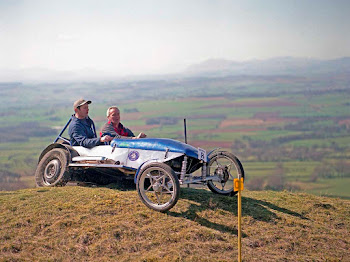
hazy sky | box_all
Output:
[1,0,349,76]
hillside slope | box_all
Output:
[0,185,349,261]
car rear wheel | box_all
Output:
[207,151,244,196]
[35,148,71,187]
[136,162,180,212]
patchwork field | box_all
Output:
[0,74,349,199]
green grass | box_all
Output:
[245,130,305,141]
[283,162,318,180]
[0,186,349,261]
[244,161,317,179]
[243,161,350,198]
[307,178,350,199]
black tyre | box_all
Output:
[207,151,244,196]
[35,148,71,187]
[136,162,180,212]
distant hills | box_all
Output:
[185,57,350,77]
[1,57,350,82]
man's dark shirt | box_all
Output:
[68,115,101,148]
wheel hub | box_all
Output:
[44,159,61,180]
[152,182,162,193]
[215,166,229,183]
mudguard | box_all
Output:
[133,159,161,184]
[38,143,78,163]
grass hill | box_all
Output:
[1,184,349,261]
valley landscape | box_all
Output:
[1,57,350,199]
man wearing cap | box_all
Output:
[68,99,113,148]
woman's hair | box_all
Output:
[106,106,119,117]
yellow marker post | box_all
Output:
[234,177,244,262]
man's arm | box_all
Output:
[124,127,147,139]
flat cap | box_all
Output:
[73,99,91,109]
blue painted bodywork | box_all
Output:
[111,138,199,159]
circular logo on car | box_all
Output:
[128,151,140,161]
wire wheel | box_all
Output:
[207,151,244,196]
[137,162,180,212]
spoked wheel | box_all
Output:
[207,151,244,196]
[35,148,71,187]
[136,162,180,212]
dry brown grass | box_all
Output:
[0,186,349,261]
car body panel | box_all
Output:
[110,138,201,159]
[71,138,190,170]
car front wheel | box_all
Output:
[136,162,180,212]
